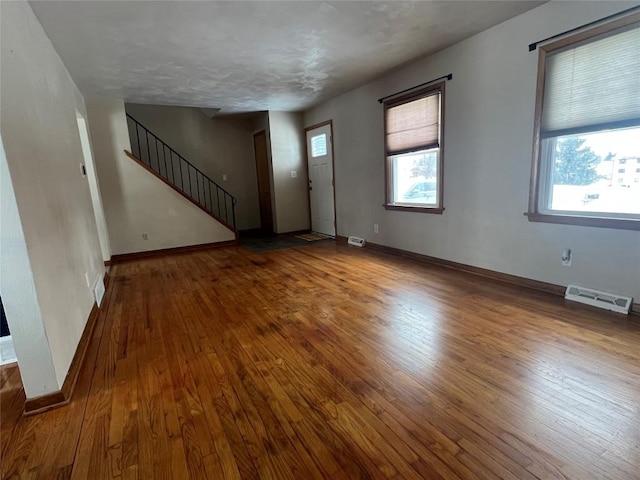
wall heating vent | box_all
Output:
[565,284,632,314]
[94,274,105,307]
[348,236,366,247]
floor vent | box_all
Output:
[348,236,366,247]
[565,285,632,314]
[94,274,105,307]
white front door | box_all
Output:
[306,123,336,237]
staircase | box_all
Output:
[125,114,237,234]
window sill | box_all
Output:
[525,212,640,231]
[384,204,444,214]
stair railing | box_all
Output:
[125,114,237,231]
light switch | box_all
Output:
[222,174,228,181]
[291,171,297,178]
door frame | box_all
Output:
[76,110,112,262]
[252,129,274,233]
[304,120,337,236]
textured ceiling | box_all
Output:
[30,1,544,113]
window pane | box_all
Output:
[391,149,439,205]
[546,127,640,215]
[311,134,327,157]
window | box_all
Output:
[383,82,444,213]
[528,14,640,230]
[311,134,327,158]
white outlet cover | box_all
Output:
[291,171,297,178]
[222,174,228,181]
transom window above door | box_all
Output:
[311,134,328,158]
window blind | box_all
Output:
[541,23,640,137]
[385,91,441,155]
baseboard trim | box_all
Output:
[103,270,111,290]
[23,391,68,416]
[108,240,237,264]
[24,300,101,416]
[338,236,639,315]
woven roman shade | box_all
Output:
[541,23,640,138]
[385,90,441,156]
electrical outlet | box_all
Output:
[374,224,379,234]
[291,170,297,178]
[142,233,148,240]
[561,248,572,266]
[222,174,228,181]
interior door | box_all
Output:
[306,123,336,237]
[253,130,273,233]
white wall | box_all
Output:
[268,111,310,233]
[124,103,261,230]
[0,136,59,398]
[86,99,236,255]
[304,1,640,300]
[0,1,106,392]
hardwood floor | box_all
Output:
[2,242,639,479]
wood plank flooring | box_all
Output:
[1,242,639,479]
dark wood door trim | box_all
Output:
[253,130,273,233]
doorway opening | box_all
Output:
[76,111,111,262]
[0,296,16,365]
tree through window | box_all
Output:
[528,14,640,229]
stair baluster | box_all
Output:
[125,114,237,233]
